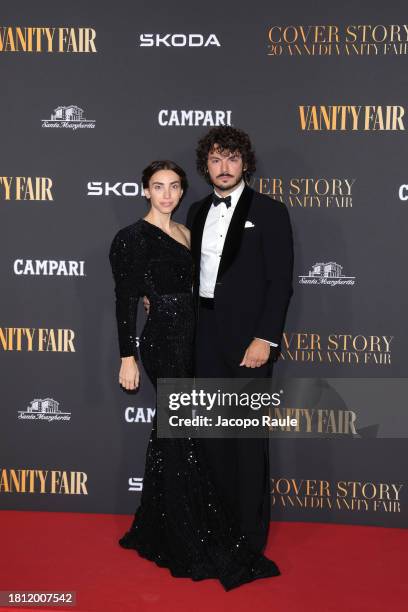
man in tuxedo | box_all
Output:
[185,126,294,554]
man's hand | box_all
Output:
[143,296,150,314]
[119,356,140,390]
[239,338,271,368]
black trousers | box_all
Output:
[194,303,272,553]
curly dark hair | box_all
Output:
[142,159,188,201]
[196,126,256,184]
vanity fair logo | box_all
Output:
[280,332,393,365]
[299,262,356,286]
[0,469,88,494]
[268,406,357,435]
[298,105,405,131]
[42,105,95,129]
[14,259,85,276]
[18,398,71,422]
[270,478,403,514]
[267,24,408,56]
[139,33,220,47]
[125,407,155,423]
[0,26,97,52]
[0,328,76,352]
[0,177,53,201]
[158,109,232,127]
[249,176,355,208]
[87,181,144,197]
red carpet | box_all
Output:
[1,511,406,612]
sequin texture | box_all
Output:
[109,217,280,591]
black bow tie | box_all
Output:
[213,194,232,208]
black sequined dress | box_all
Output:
[109,217,280,591]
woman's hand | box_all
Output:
[119,356,140,390]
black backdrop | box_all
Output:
[1,1,407,528]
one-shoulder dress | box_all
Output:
[109,218,280,591]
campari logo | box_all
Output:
[14,259,85,276]
[158,109,232,127]
[125,407,155,423]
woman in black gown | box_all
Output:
[109,160,280,591]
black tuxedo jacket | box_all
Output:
[186,184,294,361]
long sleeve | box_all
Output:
[253,203,294,347]
[109,228,144,359]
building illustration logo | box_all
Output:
[42,105,95,129]
[18,398,72,421]
[299,261,356,286]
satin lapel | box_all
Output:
[217,184,254,280]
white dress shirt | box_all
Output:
[199,179,277,348]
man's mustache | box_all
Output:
[217,174,233,178]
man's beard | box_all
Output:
[213,174,243,191]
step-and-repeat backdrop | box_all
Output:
[1,1,407,528]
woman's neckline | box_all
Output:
[139,218,190,252]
